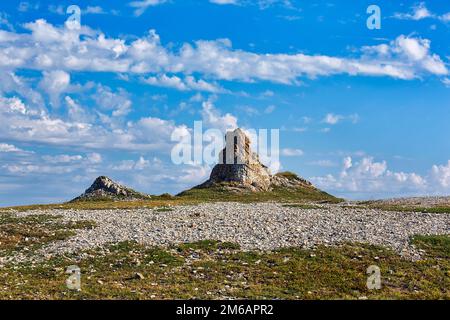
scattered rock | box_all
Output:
[134,272,145,280]
[5,202,450,264]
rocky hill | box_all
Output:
[70,129,338,203]
[180,128,339,202]
[71,176,151,202]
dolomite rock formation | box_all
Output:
[198,128,272,191]
[195,128,314,192]
[71,176,151,202]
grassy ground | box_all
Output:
[0,212,448,299]
[0,198,198,212]
[360,202,450,214]
[0,237,448,300]
[282,204,324,209]
[1,192,448,299]
[177,183,341,203]
[2,186,341,212]
[0,213,95,257]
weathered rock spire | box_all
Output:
[195,128,312,192]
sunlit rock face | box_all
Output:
[197,128,313,192]
[198,128,272,192]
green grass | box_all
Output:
[282,204,323,209]
[360,202,450,214]
[0,190,447,299]
[2,198,200,212]
[411,235,450,259]
[177,240,241,252]
[0,212,96,256]
[0,235,448,300]
[1,183,342,212]
[178,183,342,203]
[1,169,344,212]
[275,171,300,180]
[154,207,174,213]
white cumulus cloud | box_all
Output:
[281,148,304,157]
[0,20,446,87]
[394,2,433,20]
[311,155,450,199]
[0,143,22,152]
[129,0,167,16]
[201,97,238,133]
[39,70,70,108]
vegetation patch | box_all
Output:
[0,235,448,300]
[178,184,342,204]
[154,207,174,213]
[177,240,241,252]
[2,182,344,212]
[3,199,199,212]
[282,204,323,210]
[0,213,96,256]
[359,201,450,214]
[411,235,450,259]
[275,171,300,180]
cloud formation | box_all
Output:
[209,0,239,5]
[39,70,70,107]
[142,74,224,93]
[312,156,450,199]
[0,93,185,152]
[393,2,433,20]
[281,148,304,156]
[0,143,23,153]
[129,0,167,16]
[322,113,359,125]
[0,19,447,88]
[393,2,450,22]
[201,97,238,132]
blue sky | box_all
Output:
[0,0,449,206]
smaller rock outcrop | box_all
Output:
[71,176,151,202]
[271,171,314,189]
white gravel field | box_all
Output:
[10,202,450,260]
